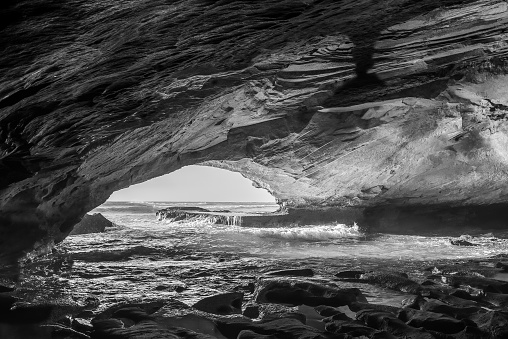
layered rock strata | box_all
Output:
[2,0,508,262]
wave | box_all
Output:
[241,223,363,241]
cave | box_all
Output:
[2,0,508,265]
[2,0,508,338]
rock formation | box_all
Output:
[68,213,113,235]
[2,0,508,263]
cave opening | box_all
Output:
[107,165,277,204]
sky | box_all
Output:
[107,165,276,202]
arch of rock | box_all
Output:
[2,0,508,265]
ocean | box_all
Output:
[39,201,508,312]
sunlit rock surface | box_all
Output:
[2,0,508,263]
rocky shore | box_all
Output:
[2,255,508,338]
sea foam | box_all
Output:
[241,223,363,241]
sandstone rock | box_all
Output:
[192,292,243,315]
[69,213,113,236]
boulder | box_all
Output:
[399,308,467,334]
[69,213,113,235]
[254,279,366,307]
[192,292,243,315]
[359,272,421,294]
[419,299,482,319]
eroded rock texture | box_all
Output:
[2,0,508,263]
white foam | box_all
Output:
[240,222,363,241]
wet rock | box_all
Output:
[441,275,508,294]
[265,268,314,277]
[254,279,366,307]
[94,301,165,321]
[401,295,426,309]
[243,304,260,319]
[314,305,346,317]
[216,317,328,339]
[470,311,508,339]
[357,309,435,339]
[260,311,306,324]
[192,292,243,315]
[322,313,352,323]
[335,270,365,279]
[237,330,277,339]
[430,290,482,308]
[91,318,125,331]
[69,213,113,235]
[419,299,482,319]
[453,326,489,339]
[450,239,478,246]
[480,292,508,308]
[399,308,467,334]
[348,302,399,314]
[92,319,216,339]
[324,320,378,337]
[359,272,421,294]
[72,318,93,333]
[495,262,508,272]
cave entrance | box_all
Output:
[108,165,277,205]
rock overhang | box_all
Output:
[1,0,508,264]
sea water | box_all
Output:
[42,201,508,309]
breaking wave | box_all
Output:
[242,223,363,241]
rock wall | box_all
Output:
[2,0,508,264]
